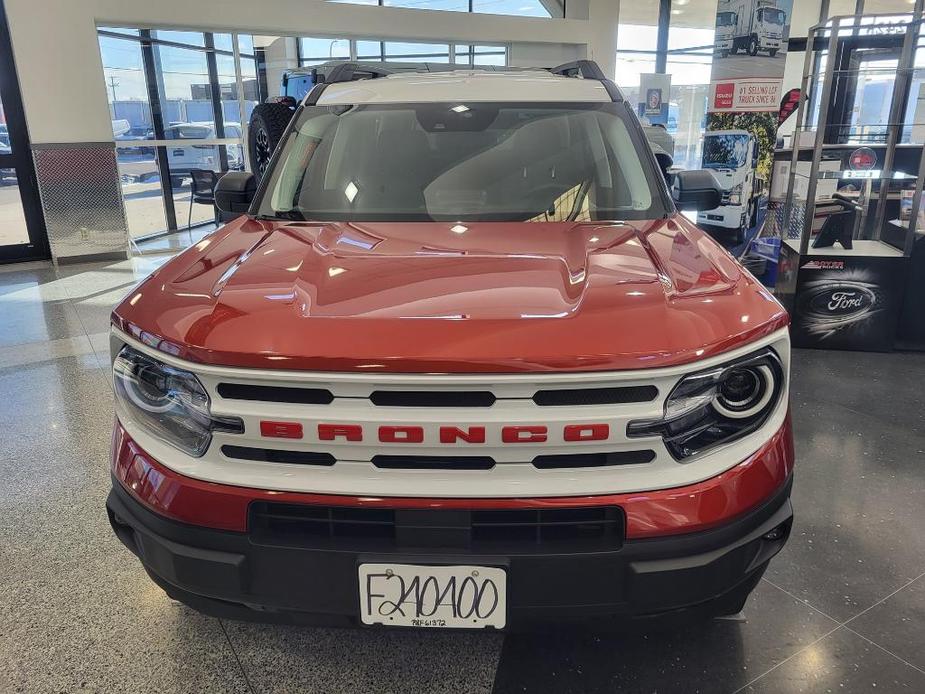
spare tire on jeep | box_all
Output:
[248,101,294,179]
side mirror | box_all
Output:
[672,169,722,211]
[215,171,257,214]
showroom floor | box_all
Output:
[1,245,924,694]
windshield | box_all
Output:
[763,8,785,25]
[716,12,736,27]
[702,134,751,169]
[256,102,666,222]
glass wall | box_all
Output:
[614,5,659,107]
[296,36,506,67]
[616,0,717,171]
[98,28,257,240]
[327,0,560,18]
[665,0,716,171]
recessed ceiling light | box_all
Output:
[450,224,468,234]
[451,104,470,113]
[328,267,346,277]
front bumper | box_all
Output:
[107,422,794,629]
[698,204,746,229]
[107,477,791,629]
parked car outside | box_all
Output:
[163,122,243,186]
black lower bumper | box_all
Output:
[106,477,792,630]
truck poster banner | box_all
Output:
[698,0,793,286]
[709,0,793,113]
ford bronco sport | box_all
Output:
[107,61,793,630]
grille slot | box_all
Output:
[471,507,623,547]
[222,445,335,466]
[372,455,495,470]
[533,386,658,406]
[217,383,334,404]
[532,450,656,469]
[249,504,624,551]
[370,390,496,407]
[251,503,395,545]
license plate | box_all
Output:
[358,563,506,629]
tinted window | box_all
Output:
[258,102,665,222]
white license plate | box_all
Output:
[358,563,506,629]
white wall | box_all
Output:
[4,0,610,145]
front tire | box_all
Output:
[748,37,759,56]
[769,48,778,58]
[248,102,294,180]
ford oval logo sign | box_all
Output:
[799,281,879,338]
[807,286,876,317]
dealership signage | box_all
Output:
[848,147,878,171]
[710,79,783,112]
[699,0,796,283]
[708,0,794,115]
[777,244,908,351]
[637,73,672,125]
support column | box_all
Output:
[574,0,619,79]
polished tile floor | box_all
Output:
[1,247,923,693]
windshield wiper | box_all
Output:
[256,210,306,221]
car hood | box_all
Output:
[113,217,787,373]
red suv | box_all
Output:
[107,61,793,630]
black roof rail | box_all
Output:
[548,59,622,103]
[321,62,396,85]
[548,60,607,81]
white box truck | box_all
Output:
[715,7,738,57]
[697,129,760,244]
[720,0,787,57]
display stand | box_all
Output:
[775,13,924,351]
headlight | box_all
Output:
[113,346,242,457]
[728,183,744,206]
[628,348,784,460]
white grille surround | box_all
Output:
[112,327,791,499]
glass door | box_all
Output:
[0,0,48,262]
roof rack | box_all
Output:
[548,60,608,81]
[321,62,395,85]
[303,59,622,105]
[548,60,622,102]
